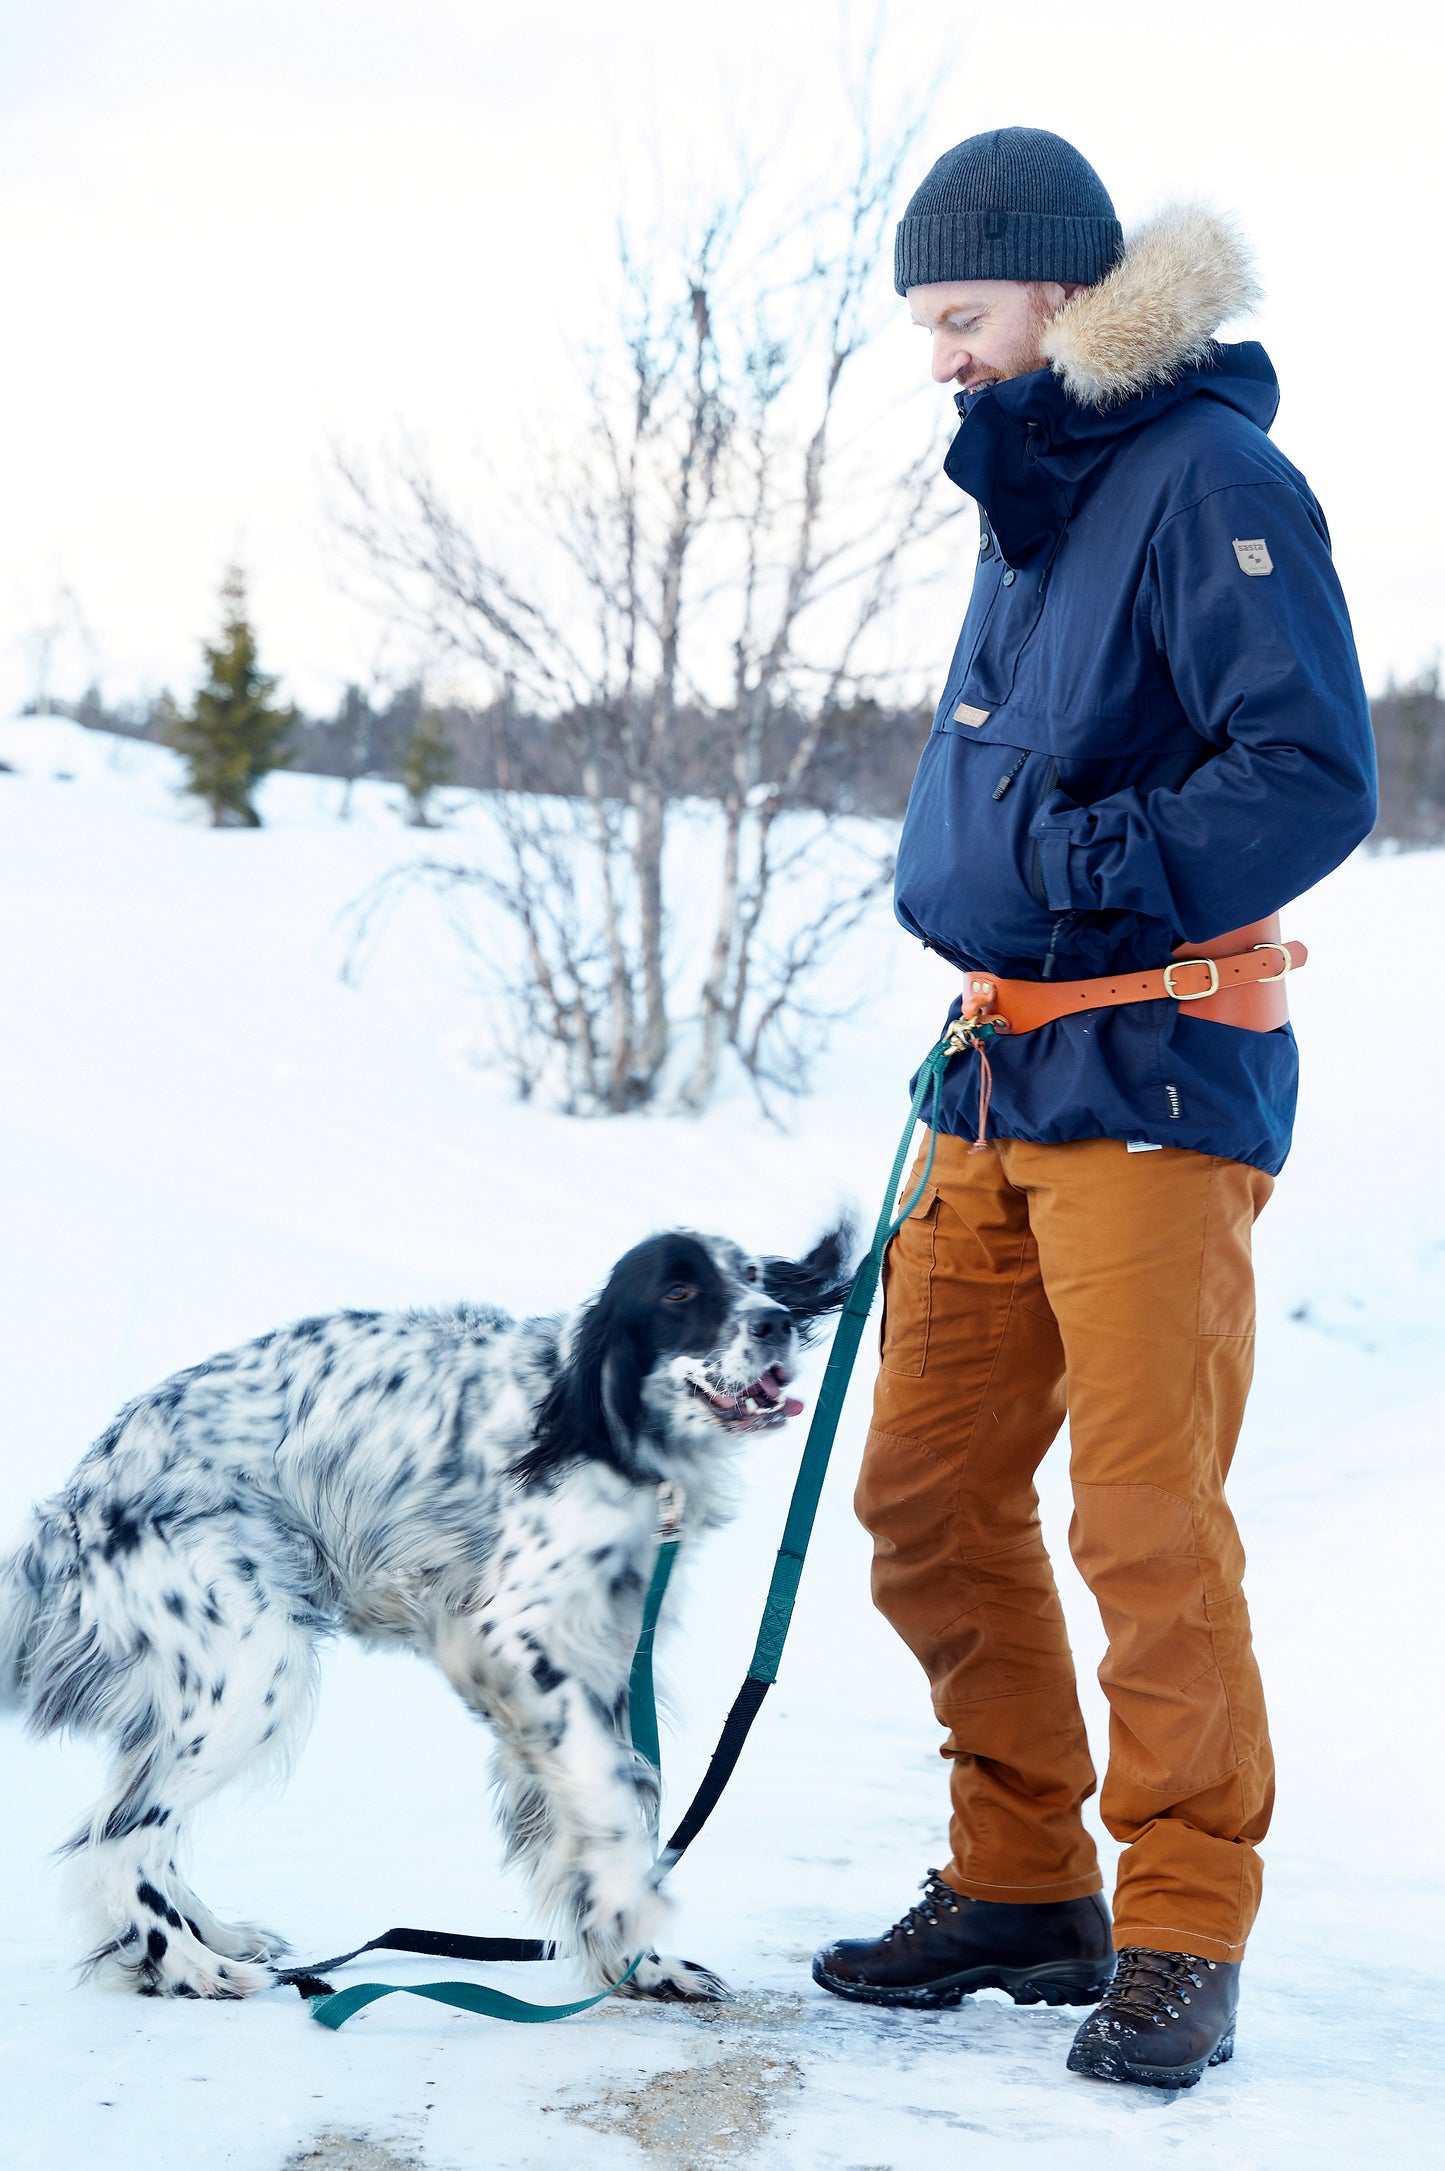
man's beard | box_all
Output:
[971,287,1056,389]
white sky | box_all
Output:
[1,0,1439,717]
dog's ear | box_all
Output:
[517,1271,654,1484]
[761,1219,858,1343]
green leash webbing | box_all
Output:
[306,1037,956,2031]
[307,1954,645,2032]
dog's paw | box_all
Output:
[140,1949,276,2000]
[89,1924,275,2000]
[614,1951,731,2003]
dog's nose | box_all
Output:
[745,1304,791,1343]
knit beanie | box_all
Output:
[894,127,1123,294]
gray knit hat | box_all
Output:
[894,127,1123,294]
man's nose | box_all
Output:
[744,1303,792,1346]
[933,333,967,385]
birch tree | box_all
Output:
[338,109,962,1114]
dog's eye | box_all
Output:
[744,1264,758,1283]
[662,1282,696,1304]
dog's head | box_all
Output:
[519,1222,855,1483]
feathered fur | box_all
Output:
[0,1223,851,2001]
[1040,203,1262,408]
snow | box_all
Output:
[2,715,1442,2169]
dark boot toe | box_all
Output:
[1067,1949,1239,2089]
[812,1875,1115,2010]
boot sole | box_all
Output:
[1066,2021,1235,2090]
[811,1953,1115,2011]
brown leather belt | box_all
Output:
[951,915,1305,1041]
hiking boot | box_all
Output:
[811,1870,1115,2010]
[1066,1947,1240,2089]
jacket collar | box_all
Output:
[1038,202,1260,407]
[943,205,1276,564]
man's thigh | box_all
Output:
[1000,1138,1273,1496]
[862,1133,1068,1549]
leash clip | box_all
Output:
[944,1008,1012,1055]
[654,1481,686,1540]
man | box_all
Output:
[811,128,1376,2090]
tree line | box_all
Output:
[57,632,1444,846]
[63,652,932,824]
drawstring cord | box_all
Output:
[971,1042,995,1154]
[943,980,1012,1155]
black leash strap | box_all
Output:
[276,1926,556,1997]
[662,1675,771,1860]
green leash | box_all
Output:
[305,1036,957,2031]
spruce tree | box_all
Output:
[166,568,295,826]
[400,706,456,827]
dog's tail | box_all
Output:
[0,1513,64,1718]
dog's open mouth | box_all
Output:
[688,1363,805,1431]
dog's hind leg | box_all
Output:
[57,1538,317,1999]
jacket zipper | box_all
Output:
[992,749,1031,799]
[1029,758,1060,903]
[1040,911,1075,980]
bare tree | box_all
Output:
[336,104,961,1115]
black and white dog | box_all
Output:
[0,1225,851,2001]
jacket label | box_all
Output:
[953,702,991,729]
[1232,537,1274,576]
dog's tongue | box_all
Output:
[784,1395,805,1418]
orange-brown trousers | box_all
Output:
[857,1133,1274,1963]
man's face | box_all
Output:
[906,279,1075,395]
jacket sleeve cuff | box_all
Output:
[1033,821,1080,913]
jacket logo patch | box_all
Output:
[1232,537,1273,576]
[953,702,991,729]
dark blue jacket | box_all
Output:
[894,342,1376,1174]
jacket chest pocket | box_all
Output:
[879,1187,941,1378]
[960,548,1058,709]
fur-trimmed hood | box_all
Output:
[1039,204,1261,407]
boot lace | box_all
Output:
[886,1869,961,1940]
[1101,1946,1215,2027]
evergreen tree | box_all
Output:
[165,568,295,826]
[400,706,456,827]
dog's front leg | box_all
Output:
[435,1617,725,2002]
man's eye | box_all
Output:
[663,1283,696,1304]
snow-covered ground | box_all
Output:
[2,716,1442,2171]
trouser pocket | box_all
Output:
[878,1186,940,1377]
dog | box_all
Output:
[0,1224,852,2001]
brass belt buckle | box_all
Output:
[1251,941,1294,982]
[1162,956,1221,1001]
